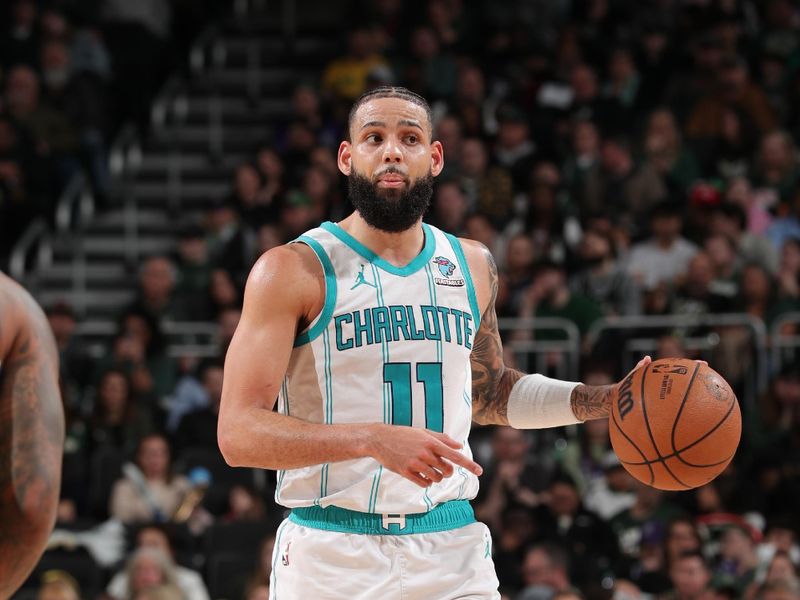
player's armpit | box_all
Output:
[469,245,524,426]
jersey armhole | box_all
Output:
[443,233,481,330]
[292,235,337,347]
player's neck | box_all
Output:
[337,213,426,268]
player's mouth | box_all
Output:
[376,174,408,188]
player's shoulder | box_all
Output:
[454,238,496,280]
[450,237,496,313]
[244,242,324,308]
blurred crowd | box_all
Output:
[0,0,225,264]
[8,0,800,599]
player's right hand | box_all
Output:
[365,424,483,488]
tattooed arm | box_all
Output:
[462,241,634,426]
[0,273,64,598]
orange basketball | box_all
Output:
[609,358,742,491]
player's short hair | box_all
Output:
[347,86,433,140]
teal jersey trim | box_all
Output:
[290,499,475,535]
[293,235,337,347]
[320,221,436,277]
[444,233,481,329]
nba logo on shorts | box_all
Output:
[281,541,291,566]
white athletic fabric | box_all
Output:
[276,222,482,514]
[269,519,501,600]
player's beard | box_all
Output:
[348,169,434,233]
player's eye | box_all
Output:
[366,133,382,143]
[404,134,418,144]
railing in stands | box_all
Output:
[499,317,581,381]
[9,218,50,283]
[586,313,769,412]
[771,312,800,373]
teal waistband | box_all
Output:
[289,500,475,535]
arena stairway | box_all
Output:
[28,2,341,322]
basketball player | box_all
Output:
[218,87,650,599]
[0,273,64,597]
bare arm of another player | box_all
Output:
[463,242,646,426]
[218,246,482,488]
[0,274,64,598]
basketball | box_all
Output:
[609,358,742,491]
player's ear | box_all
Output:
[430,140,444,177]
[338,141,352,176]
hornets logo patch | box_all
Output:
[432,256,465,287]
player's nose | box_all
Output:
[382,137,403,163]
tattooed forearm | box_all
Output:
[569,383,615,421]
[471,245,524,425]
[0,276,64,597]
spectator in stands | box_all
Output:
[173,224,214,320]
[118,547,182,600]
[113,307,177,404]
[776,238,800,306]
[109,433,190,524]
[760,552,800,592]
[167,357,223,434]
[582,453,636,522]
[231,163,274,228]
[666,551,712,600]
[434,115,463,179]
[710,203,779,273]
[398,25,458,102]
[518,261,603,339]
[46,301,92,410]
[173,359,223,454]
[633,109,699,217]
[626,201,698,292]
[89,368,153,456]
[224,484,266,523]
[756,131,799,208]
[519,543,574,600]
[671,251,735,317]
[474,428,544,531]
[611,483,683,570]
[534,473,620,586]
[106,524,209,600]
[768,189,800,254]
[596,136,641,225]
[36,570,81,600]
[430,180,468,235]
[717,525,760,595]
[40,36,111,199]
[493,105,538,193]
[755,580,800,600]
[686,55,776,145]
[563,119,603,215]
[244,535,276,598]
[101,0,172,132]
[208,268,241,316]
[254,147,287,210]
[322,26,389,101]
[127,256,187,323]
[500,234,537,315]
[446,63,489,138]
[5,64,79,187]
[459,137,514,227]
[206,199,253,287]
[0,0,39,69]
[570,228,642,317]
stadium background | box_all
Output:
[2,0,800,598]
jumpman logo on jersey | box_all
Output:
[351,264,377,290]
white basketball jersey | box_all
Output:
[275,221,481,514]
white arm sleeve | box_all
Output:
[506,373,583,429]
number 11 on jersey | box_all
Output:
[383,362,444,432]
